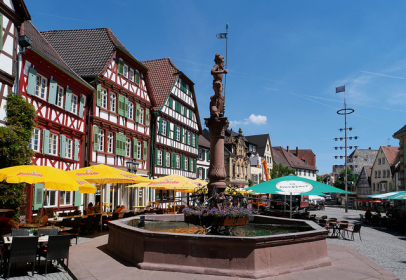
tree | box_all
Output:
[270,163,296,179]
[333,168,356,191]
[316,175,323,182]
[0,94,36,212]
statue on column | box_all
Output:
[210,53,228,118]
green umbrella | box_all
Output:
[246,175,349,218]
[246,175,350,195]
[369,191,406,200]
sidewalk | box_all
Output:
[68,233,399,280]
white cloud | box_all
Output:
[229,114,267,127]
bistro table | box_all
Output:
[3,235,48,244]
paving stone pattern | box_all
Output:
[312,207,406,280]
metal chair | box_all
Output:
[38,228,58,236]
[6,236,38,278]
[344,223,362,241]
[59,220,81,244]
[37,235,71,274]
[11,228,29,237]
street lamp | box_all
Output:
[126,160,140,209]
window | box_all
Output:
[157,150,163,166]
[71,94,78,114]
[198,168,203,179]
[66,138,73,159]
[166,152,170,167]
[383,170,386,178]
[98,130,105,152]
[139,107,144,124]
[162,121,167,136]
[129,69,135,82]
[176,155,180,169]
[185,157,188,171]
[49,133,58,156]
[199,149,202,159]
[110,93,116,112]
[378,159,381,165]
[382,158,385,164]
[123,64,129,79]
[128,102,134,119]
[101,88,108,109]
[35,74,47,99]
[43,190,57,207]
[137,141,142,160]
[192,134,195,147]
[188,132,191,145]
[126,138,131,157]
[107,132,114,153]
[176,127,180,141]
[375,171,377,178]
[29,128,40,152]
[378,171,381,178]
[59,191,72,206]
[56,86,64,107]
[387,169,390,177]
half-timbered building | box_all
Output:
[142,58,202,203]
[0,0,30,124]
[19,21,94,217]
[42,28,155,210]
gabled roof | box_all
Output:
[347,148,378,175]
[21,21,92,90]
[272,146,317,171]
[245,134,270,156]
[198,135,210,148]
[41,28,138,77]
[381,146,399,166]
[289,149,316,169]
[0,0,30,24]
[393,124,406,138]
[141,58,179,111]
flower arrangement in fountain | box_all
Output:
[183,206,253,219]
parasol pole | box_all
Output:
[290,192,292,219]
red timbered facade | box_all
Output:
[42,28,155,209]
[19,21,94,217]
[0,0,30,124]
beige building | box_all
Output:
[370,146,399,194]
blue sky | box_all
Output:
[26,1,406,175]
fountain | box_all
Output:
[107,53,331,278]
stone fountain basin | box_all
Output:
[107,214,331,279]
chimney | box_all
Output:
[287,146,289,152]
[296,147,299,156]
[369,147,371,150]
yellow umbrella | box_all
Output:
[69,164,151,231]
[191,179,208,187]
[126,182,151,188]
[79,185,97,194]
[0,165,93,191]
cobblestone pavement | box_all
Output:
[311,206,406,280]
[0,231,109,280]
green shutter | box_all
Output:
[189,157,192,171]
[118,59,124,75]
[158,118,163,135]
[33,183,44,211]
[135,103,140,122]
[166,121,170,137]
[118,95,123,116]
[154,149,158,165]
[173,125,177,140]
[74,190,81,207]
[60,134,66,159]
[0,14,2,52]
[143,141,147,161]
[74,139,80,161]
[78,95,85,118]
[115,133,120,155]
[180,127,183,142]
[133,138,138,159]
[48,79,57,105]
[42,129,50,155]
[96,84,101,107]
[202,150,205,161]
[188,109,192,119]
[163,150,166,166]
[27,68,37,96]
[124,97,129,118]
[207,151,210,161]
[202,168,205,180]
[145,108,149,126]
[196,134,199,147]
[194,159,196,172]
[168,98,173,108]
[93,126,99,151]
[135,70,140,86]
[65,88,72,112]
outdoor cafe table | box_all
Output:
[19,224,72,232]
[3,235,48,245]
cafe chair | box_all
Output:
[344,223,362,241]
[59,220,81,244]
[11,228,29,237]
[80,215,94,235]
[5,236,38,278]
[37,235,71,274]
[93,214,102,232]
[38,228,58,236]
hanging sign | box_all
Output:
[276,180,313,195]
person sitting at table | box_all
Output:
[365,209,372,224]
[29,207,48,226]
[0,210,19,236]
[85,202,95,215]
